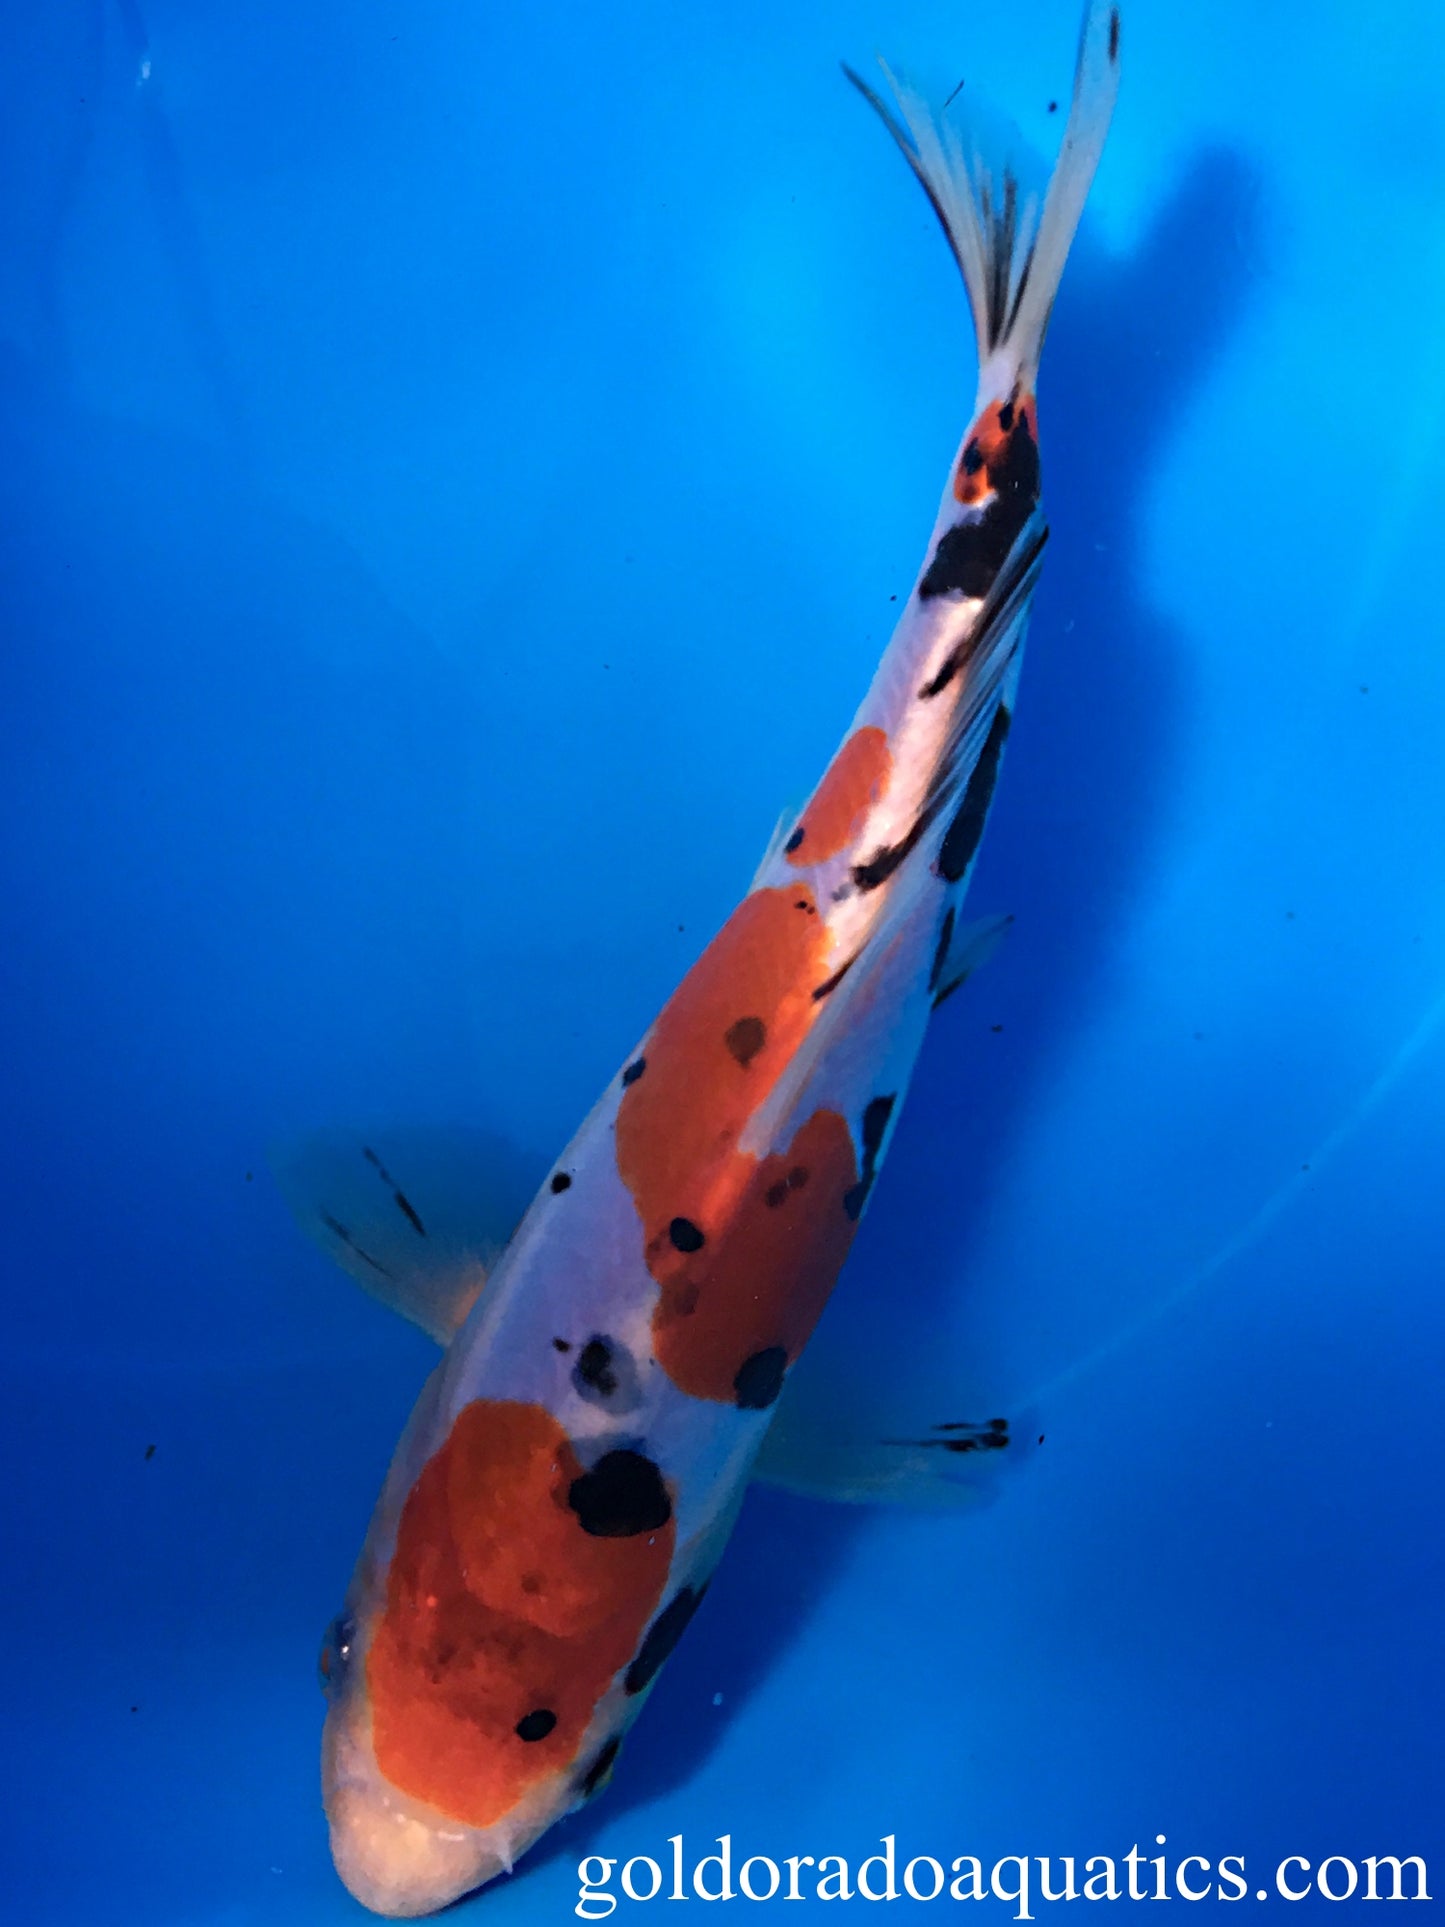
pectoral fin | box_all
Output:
[753,1381,1039,1509]
[270,1124,543,1343]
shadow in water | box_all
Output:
[530,145,1265,1880]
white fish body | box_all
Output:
[279,7,1120,1912]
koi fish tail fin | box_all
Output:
[845,0,1120,388]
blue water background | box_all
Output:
[3,0,1442,1918]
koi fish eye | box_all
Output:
[317,1613,356,1697]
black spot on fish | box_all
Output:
[578,1735,622,1799]
[811,955,857,1001]
[625,1584,710,1695]
[550,1171,572,1193]
[919,520,1002,601]
[843,1093,896,1221]
[1109,8,1120,61]
[862,1095,895,1154]
[852,794,946,892]
[515,1708,557,1742]
[918,524,1047,702]
[734,1345,788,1410]
[784,826,805,853]
[568,1451,671,1537]
[553,1337,571,1353]
[938,704,1011,882]
[622,1057,647,1086]
[762,1156,809,1202]
[962,438,984,475]
[919,409,1040,601]
[997,399,1015,433]
[574,1338,618,1398]
[669,1216,705,1253]
[574,1335,643,1412]
[929,906,957,994]
[993,402,1040,498]
[724,1016,766,1066]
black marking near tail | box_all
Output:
[362,1146,427,1237]
[916,525,1044,839]
[919,416,1041,603]
[852,794,948,894]
[938,705,1012,882]
[919,524,1047,701]
[854,524,1041,899]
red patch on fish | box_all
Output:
[367,1400,673,1829]
[616,884,830,1243]
[953,393,1037,505]
[786,725,892,867]
[617,887,868,1401]
[650,1107,861,1404]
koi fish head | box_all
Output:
[319,1606,515,1918]
[315,1395,689,1916]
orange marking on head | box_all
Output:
[367,1400,673,1830]
[953,392,1038,505]
[616,885,832,1268]
[650,1108,860,1404]
[785,726,892,867]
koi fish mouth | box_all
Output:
[323,1693,508,1918]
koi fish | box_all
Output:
[279,7,1119,1913]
